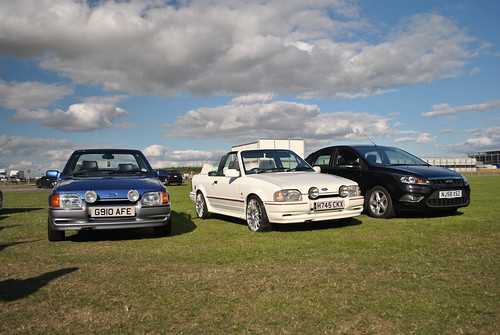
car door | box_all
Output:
[205,152,244,215]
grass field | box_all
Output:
[0,176,498,334]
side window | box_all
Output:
[220,153,238,176]
[364,151,382,165]
[311,150,332,167]
[335,149,360,168]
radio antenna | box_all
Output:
[363,134,377,146]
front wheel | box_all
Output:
[195,192,210,219]
[246,196,272,232]
[365,186,396,218]
[48,219,65,242]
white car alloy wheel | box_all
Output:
[195,192,209,219]
[246,196,271,232]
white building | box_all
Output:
[422,157,477,172]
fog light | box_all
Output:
[339,185,349,198]
[308,187,319,199]
[85,190,98,203]
[128,189,140,202]
[399,194,424,203]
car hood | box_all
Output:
[54,176,165,199]
[382,165,463,178]
[249,172,357,192]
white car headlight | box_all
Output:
[339,185,349,198]
[274,189,302,202]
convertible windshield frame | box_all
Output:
[241,149,314,174]
[62,150,154,177]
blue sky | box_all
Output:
[0,0,499,176]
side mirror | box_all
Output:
[313,166,321,173]
[224,169,240,178]
[46,170,60,178]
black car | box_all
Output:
[0,189,3,212]
[36,176,57,188]
[306,145,470,218]
[164,170,183,185]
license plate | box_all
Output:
[439,190,462,199]
[314,200,344,211]
[91,207,135,217]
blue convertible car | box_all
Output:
[47,149,172,241]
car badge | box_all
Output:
[446,180,454,184]
[321,188,328,191]
[106,192,118,197]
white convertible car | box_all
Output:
[190,149,364,232]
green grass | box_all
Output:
[0,177,498,334]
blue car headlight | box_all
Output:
[50,193,82,208]
[142,191,169,206]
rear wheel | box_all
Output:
[366,186,396,218]
[246,196,272,232]
[47,218,65,242]
[195,192,210,219]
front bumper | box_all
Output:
[48,203,171,231]
[264,196,364,224]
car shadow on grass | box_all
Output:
[67,210,197,242]
[213,214,362,232]
[0,267,78,302]
[396,210,465,219]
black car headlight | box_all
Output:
[400,176,430,185]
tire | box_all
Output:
[154,216,172,237]
[246,196,272,232]
[195,192,210,219]
[366,186,396,218]
[48,218,65,242]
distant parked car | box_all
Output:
[306,145,471,218]
[190,149,364,232]
[36,176,57,188]
[164,169,183,185]
[47,149,172,241]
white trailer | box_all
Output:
[232,139,305,158]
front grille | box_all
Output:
[426,197,469,207]
[429,178,463,186]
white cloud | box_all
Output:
[35,95,131,132]
[143,144,168,157]
[422,99,500,118]
[164,95,422,148]
[443,127,500,153]
[394,133,437,144]
[0,79,73,112]
[0,1,476,98]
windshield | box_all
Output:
[356,147,429,166]
[63,151,153,176]
[241,150,314,174]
